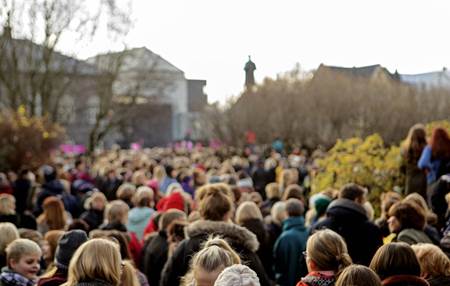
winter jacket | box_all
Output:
[127,207,154,241]
[312,198,382,266]
[241,218,274,280]
[142,231,168,286]
[79,209,104,231]
[427,276,450,286]
[382,275,430,286]
[37,269,67,286]
[160,220,272,286]
[274,216,309,286]
[396,228,433,245]
[418,146,441,185]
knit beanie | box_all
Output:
[314,196,332,217]
[55,230,88,270]
[214,265,260,286]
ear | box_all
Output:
[9,258,18,270]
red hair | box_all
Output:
[430,127,450,159]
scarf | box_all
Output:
[0,269,35,286]
[300,271,335,286]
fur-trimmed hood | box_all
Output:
[186,220,259,252]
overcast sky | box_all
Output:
[68,0,450,103]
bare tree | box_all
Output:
[0,0,132,120]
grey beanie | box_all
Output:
[214,264,260,286]
[55,230,88,270]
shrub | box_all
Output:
[0,106,65,171]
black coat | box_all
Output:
[241,218,274,280]
[160,220,272,286]
[80,209,104,231]
[142,231,168,286]
[312,198,383,266]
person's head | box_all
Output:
[214,264,260,286]
[430,127,450,158]
[403,193,437,225]
[270,201,287,225]
[411,243,450,279]
[54,230,89,271]
[132,186,154,208]
[159,209,187,231]
[313,195,332,218]
[281,184,304,202]
[116,183,136,205]
[285,198,304,218]
[40,196,67,230]
[85,191,107,211]
[305,229,352,274]
[387,201,426,233]
[43,230,64,264]
[64,238,122,286]
[182,237,241,286]
[0,193,16,215]
[6,238,42,280]
[403,124,427,160]
[105,200,130,225]
[339,183,367,205]
[197,184,234,221]
[380,191,402,218]
[280,169,298,189]
[0,222,20,253]
[369,242,421,280]
[265,183,280,200]
[335,264,381,286]
[235,201,263,225]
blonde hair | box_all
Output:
[235,201,263,225]
[0,193,16,215]
[0,222,19,254]
[84,191,107,210]
[132,186,154,207]
[116,183,136,202]
[6,238,42,264]
[62,238,122,286]
[363,201,375,221]
[411,243,450,278]
[307,229,352,275]
[105,200,129,224]
[271,201,287,225]
[181,237,241,286]
[265,183,280,199]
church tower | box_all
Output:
[244,56,256,89]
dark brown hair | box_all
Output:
[339,183,366,201]
[388,201,426,231]
[336,264,381,286]
[197,184,233,221]
[369,242,421,280]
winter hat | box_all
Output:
[214,264,260,286]
[314,196,332,217]
[156,192,185,212]
[55,230,88,270]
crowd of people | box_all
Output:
[0,125,449,286]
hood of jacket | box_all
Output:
[186,220,259,252]
[326,198,368,221]
[282,216,306,232]
[128,207,154,224]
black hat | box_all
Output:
[55,230,88,270]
